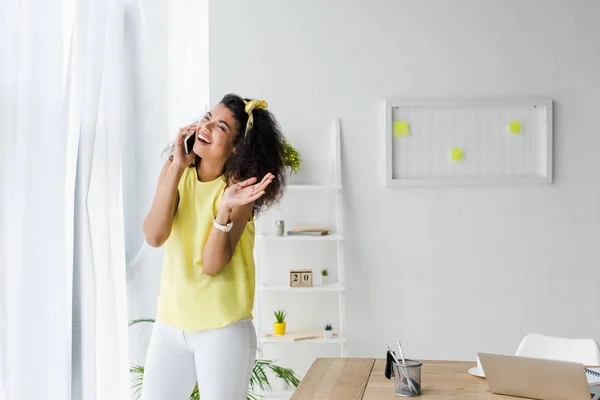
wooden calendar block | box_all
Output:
[290,269,313,287]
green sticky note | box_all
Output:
[451,148,463,161]
[509,121,521,134]
[394,121,409,136]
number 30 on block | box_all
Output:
[289,269,312,287]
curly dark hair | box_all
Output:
[218,93,287,215]
[163,94,287,215]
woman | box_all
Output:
[141,94,286,399]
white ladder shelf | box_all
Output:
[255,117,346,362]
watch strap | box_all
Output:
[213,217,233,232]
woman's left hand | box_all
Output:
[221,173,275,211]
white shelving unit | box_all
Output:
[255,118,345,398]
[258,283,346,293]
[257,233,344,242]
[261,336,348,344]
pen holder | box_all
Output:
[393,360,422,397]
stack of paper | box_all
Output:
[287,226,330,236]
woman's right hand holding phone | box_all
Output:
[145,123,197,247]
[172,124,197,169]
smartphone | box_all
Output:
[184,132,195,154]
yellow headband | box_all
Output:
[243,99,268,136]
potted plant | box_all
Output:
[323,323,333,340]
[319,269,329,285]
[273,310,287,336]
[282,139,301,175]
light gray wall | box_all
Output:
[209,0,600,370]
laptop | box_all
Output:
[478,352,600,400]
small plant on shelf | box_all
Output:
[273,310,287,336]
[323,323,333,340]
[319,268,329,285]
[282,139,301,174]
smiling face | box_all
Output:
[192,103,240,162]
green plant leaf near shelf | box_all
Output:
[273,310,286,323]
[282,139,301,173]
[129,318,299,399]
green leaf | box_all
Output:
[130,363,145,399]
[273,310,286,323]
[268,363,300,388]
[282,139,301,173]
[189,383,199,400]
[251,360,271,392]
[128,318,156,327]
[246,392,261,400]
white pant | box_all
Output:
[141,317,257,400]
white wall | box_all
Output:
[209,0,600,370]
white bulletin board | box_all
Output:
[384,99,553,187]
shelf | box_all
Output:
[255,117,347,367]
[260,335,347,344]
[259,283,345,293]
[287,184,342,191]
[257,233,344,242]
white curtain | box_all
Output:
[123,0,209,274]
[164,0,210,132]
[123,1,208,372]
[0,1,71,399]
[0,0,130,399]
[68,0,130,398]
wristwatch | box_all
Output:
[213,217,233,232]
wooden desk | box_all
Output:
[292,358,523,399]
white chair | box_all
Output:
[515,332,600,365]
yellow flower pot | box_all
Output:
[274,322,286,336]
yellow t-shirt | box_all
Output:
[156,166,255,331]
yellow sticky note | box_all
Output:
[509,121,521,134]
[394,121,409,136]
[451,148,463,161]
